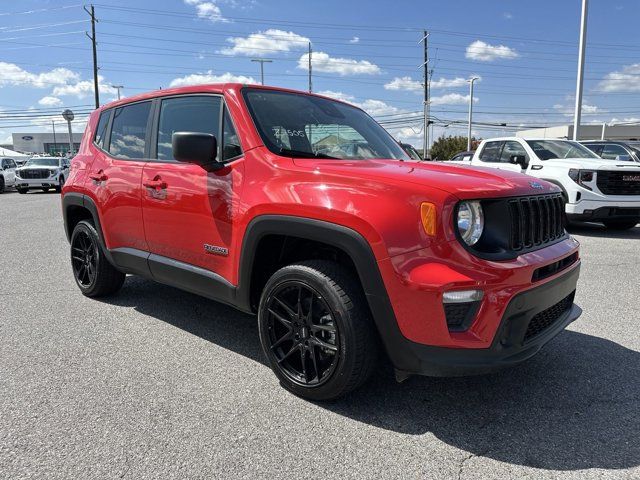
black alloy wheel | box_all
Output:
[258,260,379,400]
[265,281,340,387]
[71,228,98,288]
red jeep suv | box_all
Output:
[62,84,581,400]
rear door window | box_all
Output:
[601,144,630,160]
[94,110,111,148]
[499,141,528,163]
[108,101,152,159]
[479,141,503,162]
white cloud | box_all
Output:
[431,93,476,105]
[384,75,475,92]
[598,63,640,92]
[503,12,513,19]
[169,71,257,87]
[553,103,601,117]
[38,96,62,106]
[349,36,360,44]
[298,52,380,76]
[317,90,401,116]
[465,40,519,62]
[184,0,227,23]
[52,75,116,99]
[0,62,79,88]
[220,29,309,56]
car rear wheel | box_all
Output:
[55,176,65,193]
[16,187,27,194]
[258,260,379,401]
[0,176,4,194]
[603,219,639,230]
[70,220,125,297]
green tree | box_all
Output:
[429,135,478,161]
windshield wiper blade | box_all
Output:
[278,148,339,159]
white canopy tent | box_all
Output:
[0,147,30,165]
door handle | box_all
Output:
[89,170,107,182]
[143,179,168,190]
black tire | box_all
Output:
[16,188,27,194]
[41,187,50,192]
[602,219,639,230]
[55,176,64,193]
[258,260,379,401]
[0,176,4,193]
[70,220,125,297]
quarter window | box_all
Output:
[108,101,151,159]
[94,110,111,148]
[479,141,503,162]
[156,96,221,161]
[222,107,242,161]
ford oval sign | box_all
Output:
[21,135,33,141]
[529,181,544,190]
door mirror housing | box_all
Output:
[509,154,528,168]
[172,132,222,171]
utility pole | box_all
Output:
[419,30,430,159]
[308,42,312,93]
[111,85,124,100]
[251,59,272,85]
[573,0,588,141]
[84,4,99,109]
[467,77,479,151]
[51,120,57,155]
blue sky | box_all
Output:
[1,0,640,147]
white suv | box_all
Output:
[0,158,18,193]
[15,156,70,194]
[455,137,640,230]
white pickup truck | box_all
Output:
[452,137,640,230]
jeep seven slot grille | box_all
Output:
[596,170,640,195]
[508,194,565,251]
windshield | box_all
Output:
[24,158,60,167]
[525,140,599,160]
[242,88,409,160]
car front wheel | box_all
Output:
[70,220,125,297]
[258,260,379,401]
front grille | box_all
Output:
[508,194,565,251]
[596,170,640,195]
[19,169,49,179]
[524,292,574,342]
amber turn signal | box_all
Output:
[420,202,437,236]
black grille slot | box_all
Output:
[509,194,565,251]
[596,171,640,195]
[532,253,578,282]
[20,169,49,179]
[444,301,480,332]
[524,292,574,342]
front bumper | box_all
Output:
[15,177,58,188]
[566,201,640,221]
[392,263,581,377]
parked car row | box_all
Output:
[448,137,640,230]
[0,156,70,194]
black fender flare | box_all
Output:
[62,192,114,264]
[236,215,417,371]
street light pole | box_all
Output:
[111,85,124,100]
[573,0,589,141]
[62,109,75,157]
[52,120,57,155]
[467,77,479,151]
[251,59,272,85]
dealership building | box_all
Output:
[11,132,83,156]
[516,123,640,141]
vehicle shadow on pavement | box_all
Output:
[567,222,640,239]
[105,276,639,472]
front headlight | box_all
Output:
[49,169,59,177]
[457,201,484,246]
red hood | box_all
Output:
[293,159,560,199]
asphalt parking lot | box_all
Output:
[1,190,638,480]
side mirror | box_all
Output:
[509,154,527,168]
[172,132,222,170]
[615,154,631,162]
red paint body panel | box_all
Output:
[63,83,580,352]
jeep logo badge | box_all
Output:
[622,175,640,182]
[529,181,544,190]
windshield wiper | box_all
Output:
[278,148,339,159]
